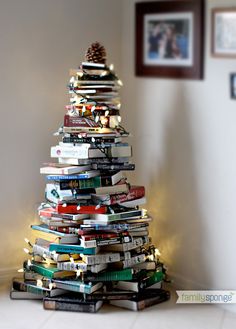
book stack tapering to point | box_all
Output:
[12,42,170,312]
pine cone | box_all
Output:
[85,42,106,64]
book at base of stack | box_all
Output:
[14,43,170,313]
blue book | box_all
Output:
[49,243,98,255]
[52,279,103,294]
[46,171,100,181]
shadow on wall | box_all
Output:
[135,84,210,289]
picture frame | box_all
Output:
[135,0,204,79]
[230,73,236,99]
[212,8,236,58]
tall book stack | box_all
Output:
[12,42,170,312]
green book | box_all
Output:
[52,279,103,294]
[29,262,75,279]
[84,268,133,282]
[49,243,98,255]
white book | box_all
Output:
[51,144,90,159]
[40,164,91,175]
[100,237,149,252]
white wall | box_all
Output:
[121,0,236,298]
[0,0,122,272]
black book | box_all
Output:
[43,293,103,313]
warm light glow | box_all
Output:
[70,76,75,83]
[91,105,96,112]
[105,110,109,117]
[77,205,81,211]
[76,269,82,277]
[117,79,123,86]
[91,137,95,143]
[37,279,43,287]
[118,115,122,123]
[27,259,32,266]
[24,238,30,244]
[49,283,54,290]
[23,248,30,254]
[155,248,161,257]
[82,105,86,113]
[62,203,67,207]
[142,209,147,217]
[100,117,108,126]
[77,71,83,78]
[95,204,101,210]
[18,268,24,273]
[70,257,75,263]
[95,115,99,123]
[109,64,114,71]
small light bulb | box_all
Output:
[23,248,30,254]
[82,105,86,113]
[118,115,122,123]
[155,248,161,257]
[105,110,109,117]
[91,105,96,112]
[24,238,30,244]
[77,71,83,78]
[95,204,101,210]
[91,137,95,143]
[49,283,54,290]
[17,268,24,273]
[95,115,99,123]
[62,203,67,207]
[77,205,81,211]
[37,279,43,287]
[70,257,75,263]
[27,259,32,266]
[109,64,114,71]
[117,79,123,86]
[70,76,75,83]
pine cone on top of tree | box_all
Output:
[85,42,107,64]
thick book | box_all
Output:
[100,171,126,186]
[64,115,101,129]
[46,170,100,181]
[51,144,90,159]
[110,289,170,311]
[83,268,133,282]
[92,185,145,205]
[31,224,79,244]
[92,163,135,171]
[93,183,129,196]
[12,279,67,297]
[38,206,89,221]
[56,203,107,215]
[32,242,79,262]
[100,236,149,252]
[87,209,143,225]
[114,270,164,292]
[48,243,99,255]
[10,287,43,300]
[40,164,91,175]
[43,294,103,313]
[57,261,107,273]
[47,175,101,190]
[52,279,103,294]
[28,262,75,279]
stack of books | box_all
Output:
[12,42,170,312]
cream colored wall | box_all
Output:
[0,0,122,272]
[121,0,236,297]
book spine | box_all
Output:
[51,145,90,159]
[33,244,59,262]
[57,176,101,190]
[122,254,146,268]
[56,204,106,215]
[48,244,97,255]
[82,253,121,265]
[54,281,93,294]
[13,281,44,296]
[85,268,133,282]
[57,262,88,271]
[46,174,93,180]
[64,115,100,128]
[43,300,98,312]
[92,163,135,171]
[122,237,149,252]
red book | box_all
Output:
[64,115,100,128]
[56,204,107,215]
[80,232,130,241]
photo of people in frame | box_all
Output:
[144,13,193,67]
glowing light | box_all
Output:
[70,257,75,263]
[37,280,43,287]
[49,283,53,290]
[24,238,30,244]
[95,115,99,123]
[95,204,101,210]
[109,64,114,71]
[23,248,30,254]
[82,105,86,113]
[142,209,147,217]
[62,203,67,207]
[91,137,95,143]
[27,259,32,267]
[118,115,122,123]
[105,110,109,117]
[76,205,81,211]
[101,117,108,126]
[91,105,96,112]
[117,79,123,86]
[76,269,82,277]
[17,268,24,273]
[70,76,75,83]
[77,71,83,78]
[155,248,161,257]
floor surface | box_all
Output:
[1,279,236,329]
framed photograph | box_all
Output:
[212,8,236,57]
[230,73,236,99]
[135,0,204,79]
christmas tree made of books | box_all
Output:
[12,42,170,312]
